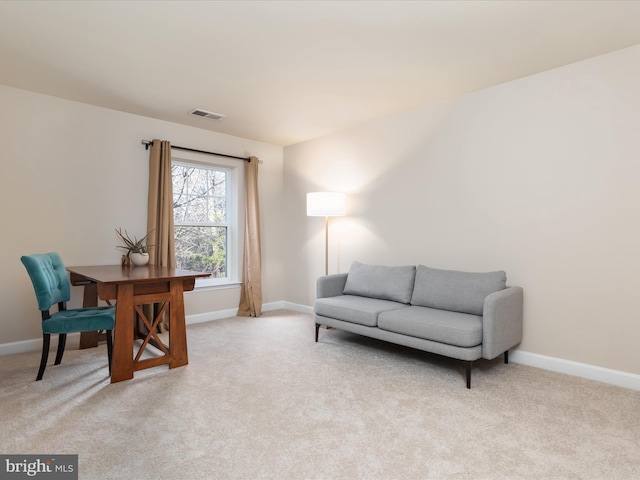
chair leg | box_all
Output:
[315,323,320,342]
[466,361,473,389]
[106,329,113,375]
[504,350,509,364]
[54,333,67,365]
[36,333,51,381]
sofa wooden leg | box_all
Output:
[466,361,472,389]
[315,323,320,342]
[504,350,509,364]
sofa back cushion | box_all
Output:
[343,261,416,304]
[410,265,506,315]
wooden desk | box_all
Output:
[67,265,210,383]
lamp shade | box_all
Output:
[306,192,346,217]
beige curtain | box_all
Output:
[238,156,262,317]
[147,139,175,331]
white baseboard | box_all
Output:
[185,308,239,325]
[3,303,638,392]
[509,350,640,391]
[282,301,313,315]
[0,333,81,357]
[263,301,288,312]
[184,301,287,325]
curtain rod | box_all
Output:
[141,139,252,162]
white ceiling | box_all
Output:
[1,1,640,147]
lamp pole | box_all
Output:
[324,215,329,276]
[306,192,346,277]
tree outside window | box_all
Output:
[172,162,229,278]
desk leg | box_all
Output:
[168,280,188,368]
[79,283,99,349]
[111,283,135,383]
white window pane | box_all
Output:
[210,196,226,223]
[172,161,231,280]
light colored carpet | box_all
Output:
[1,310,638,480]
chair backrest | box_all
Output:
[21,252,71,311]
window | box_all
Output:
[172,159,240,287]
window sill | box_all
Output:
[193,279,242,292]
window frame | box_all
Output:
[171,154,243,289]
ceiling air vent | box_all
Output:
[190,109,225,121]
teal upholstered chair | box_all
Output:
[21,252,115,381]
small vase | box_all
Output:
[130,252,149,266]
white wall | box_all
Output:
[0,85,283,346]
[283,44,640,376]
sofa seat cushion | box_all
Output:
[343,261,416,304]
[378,306,482,347]
[314,295,407,327]
[410,265,506,316]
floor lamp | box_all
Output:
[307,192,346,275]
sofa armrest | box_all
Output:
[316,273,348,299]
[482,286,523,360]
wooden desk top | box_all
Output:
[67,265,211,285]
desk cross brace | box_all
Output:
[134,302,170,362]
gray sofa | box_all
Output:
[314,261,523,388]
